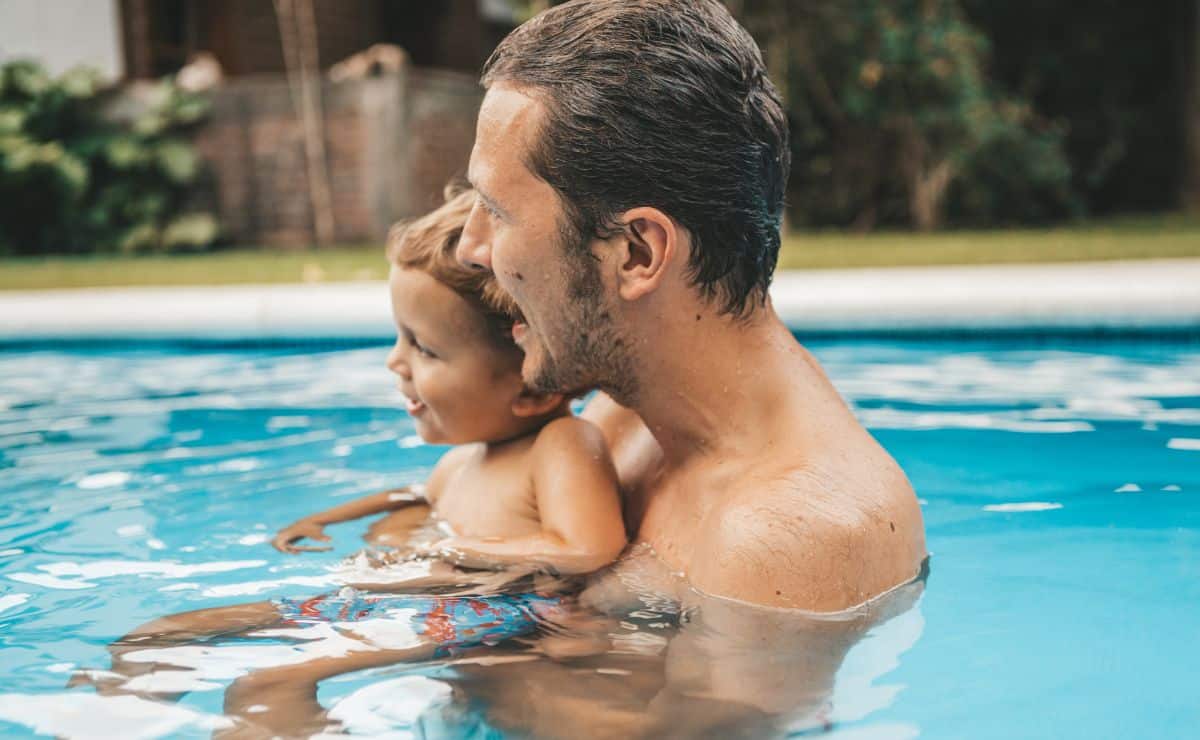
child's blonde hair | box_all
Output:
[387,185,520,348]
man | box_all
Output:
[456,0,926,611]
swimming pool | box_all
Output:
[1,335,1197,738]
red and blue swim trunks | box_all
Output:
[275,587,563,652]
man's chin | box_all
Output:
[522,352,564,395]
[521,361,553,394]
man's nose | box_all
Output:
[455,206,493,272]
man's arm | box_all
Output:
[436,417,627,574]
[220,645,440,738]
[581,392,662,495]
[460,584,873,740]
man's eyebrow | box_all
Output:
[468,177,509,219]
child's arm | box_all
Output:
[434,417,627,574]
[272,486,427,553]
[273,446,470,554]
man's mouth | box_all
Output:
[509,304,529,345]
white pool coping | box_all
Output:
[2,258,1199,340]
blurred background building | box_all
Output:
[0,1,124,79]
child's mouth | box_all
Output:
[403,395,427,416]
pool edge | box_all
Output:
[2,259,1198,341]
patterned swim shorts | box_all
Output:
[275,587,563,652]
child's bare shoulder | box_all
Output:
[529,417,616,490]
[531,415,609,457]
[426,443,483,500]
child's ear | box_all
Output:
[511,387,566,418]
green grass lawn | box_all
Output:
[2,214,1198,290]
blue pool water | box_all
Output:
[1,336,1198,738]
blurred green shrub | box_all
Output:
[753,0,1080,230]
[0,60,218,255]
[943,99,1082,226]
[960,0,1187,216]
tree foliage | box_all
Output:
[0,60,219,255]
[737,0,1078,230]
[960,0,1192,215]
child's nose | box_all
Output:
[386,343,411,379]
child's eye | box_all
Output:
[408,335,437,359]
[401,329,437,359]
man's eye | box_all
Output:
[478,197,500,219]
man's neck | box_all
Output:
[615,302,822,464]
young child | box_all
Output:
[272,187,627,575]
[91,191,627,709]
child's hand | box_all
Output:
[272,520,333,553]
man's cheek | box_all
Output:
[487,252,520,295]
[500,265,527,289]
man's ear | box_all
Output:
[615,207,677,302]
[511,387,566,418]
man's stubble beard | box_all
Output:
[525,224,638,405]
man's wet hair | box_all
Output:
[482,0,789,318]
[387,186,520,348]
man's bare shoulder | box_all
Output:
[689,467,925,611]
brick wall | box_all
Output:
[405,69,491,214]
[119,0,496,79]
[190,65,482,248]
